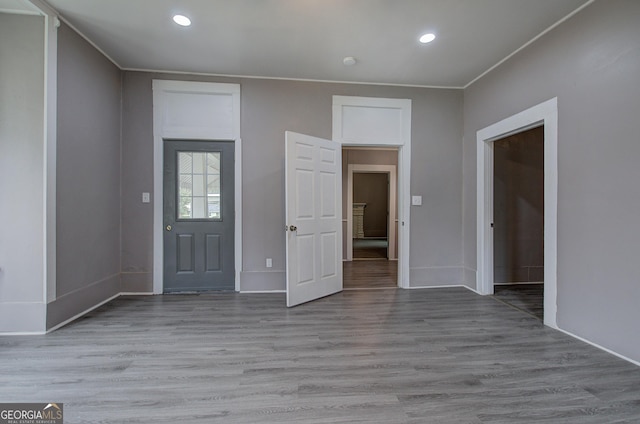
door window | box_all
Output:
[177,151,221,219]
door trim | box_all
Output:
[346,164,397,262]
[476,97,558,328]
[152,80,242,293]
[332,95,411,289]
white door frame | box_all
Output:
[347,164,397,261]
[476,97,558,328]
[333,95,411,288]
[152,80,242,294]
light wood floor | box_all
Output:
[2,288,640,423]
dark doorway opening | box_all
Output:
[492,126,544,320]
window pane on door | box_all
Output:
[177,151,221,219]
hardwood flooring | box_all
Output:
[343,260,397,289]
[493,283,544,321]
[2,288,640,423]
[353,238,388,259]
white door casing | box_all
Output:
[476,97,558,328]
[333,95,411,288]
[152,80,242,293]
[285,131,343,307]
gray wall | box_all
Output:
[493,127,544,283]
[47,22,122,328]
[0,14,46,332]
[463,0,640,361]
[121,73,463,291]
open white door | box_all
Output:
[285,131,343,307]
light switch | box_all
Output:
[412,195,422,206]
[142,192,150,203]
[266,258,273,268]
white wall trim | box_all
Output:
[347,164,397,261]
[42,7,58,303]
[152,80,242,294]
[123,67,463,90]
[333,95,411,288]
[555,327,640,368]
[46,293,120,333]
[476,97,558,328]
[0,302,46,334]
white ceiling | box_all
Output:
[8,0,592,88]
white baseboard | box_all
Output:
[463,285,482,295]
[0,301,46,334]
[555,327,640,367]
[47,293,120,333]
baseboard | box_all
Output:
[555,326,640,367]
[121,272,153,292]
[0,301,46,334]
[462,285,482,295]
[239,270,285,291]
[409,266,464,287]
[120,292,155,296]
[47,293,120,333]
[47,273,120,330]
[463,267,477,288]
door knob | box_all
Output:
[166,224,172,231]
[289,225,297,232]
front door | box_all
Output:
[285,131,343,307]
[163,140,234,292]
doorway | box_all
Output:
[353,172,389,259]
[163,140,235,292]
[152,80,242,294]
[492,127,544,320]
[343,147,398,289]
[476,97,558,328]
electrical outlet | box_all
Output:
[142,192,150,203]
[266,258,273,268]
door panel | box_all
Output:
[164,140,234,292]
[286,131,342,307]
[205,234,221,271]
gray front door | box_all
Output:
[163,140,234,292]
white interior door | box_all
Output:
[285,131,343,307]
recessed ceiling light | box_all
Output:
[419,33,436,44]
[173,14,191,27]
